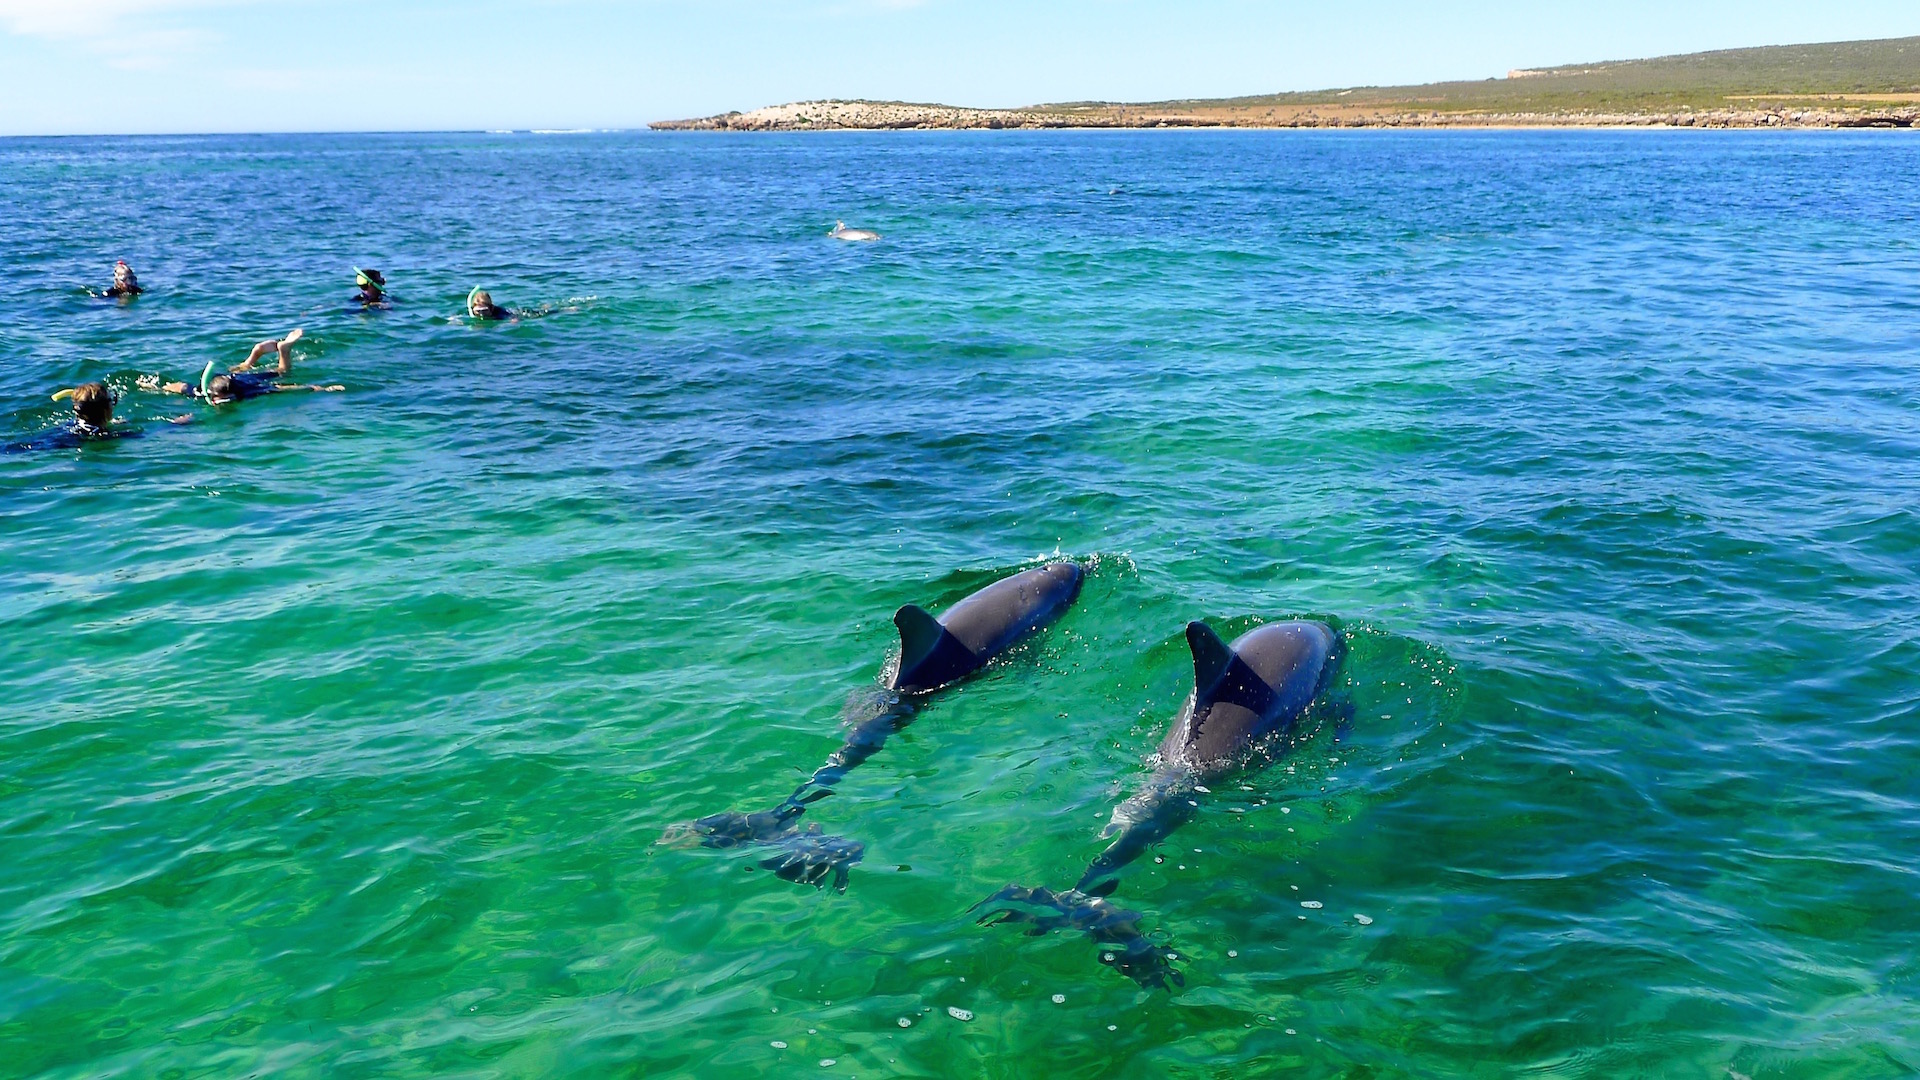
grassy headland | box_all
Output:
[653,35,1920,130]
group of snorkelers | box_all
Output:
[19,263,524,451]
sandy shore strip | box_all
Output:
[652,98,1920,132]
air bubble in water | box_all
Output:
[947,1006,973,1022]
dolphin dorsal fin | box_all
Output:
[1186,621,1234,696]
[895,604,946,679]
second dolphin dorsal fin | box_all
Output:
[1186,621,1234,697]
[894,604,947,681]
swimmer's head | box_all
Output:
[112,261,137,287]
[205,374,236,403]
[71,382,112,427]
[354,267,386,294]
[468,289,493,316]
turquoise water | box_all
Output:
[3,130,1918,1078]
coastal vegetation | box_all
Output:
[654,34,1920,129]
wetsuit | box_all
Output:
[5,422,138,453]
[192,372,282,402]
[103,285,142,297]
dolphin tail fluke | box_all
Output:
[974,884,1184,990]
[667,786,834,850]
[759,824,864,892]
[661,795,863,892]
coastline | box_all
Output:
[651,99,1920,132]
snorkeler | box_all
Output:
[5,382,146,452]
[138,329,343,404]
[353,267,388,307]
[466,288,511,320]
[103,261,142,297]
[63,382,116,429]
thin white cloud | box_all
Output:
[0,1,221,38]
[0,0,267,72]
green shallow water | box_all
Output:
[2,130,1918,1078]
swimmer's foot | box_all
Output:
[282,328,304,346]
[974,884,1185,990]
[758,824,864,892]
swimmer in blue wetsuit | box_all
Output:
[139,329,343,405]
[4,381,165,453]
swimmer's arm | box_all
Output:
[276,384,345,393]
[136,375,191,395]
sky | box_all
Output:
[1,1,1917,135]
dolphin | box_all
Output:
[667,561,1084,890]
[890,560,1084,692]
[829,220,881,242]
[977,618,1345,988]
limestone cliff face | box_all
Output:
[649,100,1079,131]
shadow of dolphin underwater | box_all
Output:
[976,617,1348,990]
[663,560,1085,891]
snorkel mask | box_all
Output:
[467,286,487,314]
[113,261,137,287]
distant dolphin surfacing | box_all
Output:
[977,619,1346,989]
[829,220,881,241]
[667,561,1084,891]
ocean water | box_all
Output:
[2,129,1917,1079]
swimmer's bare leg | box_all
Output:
[234,328,303,374]
[232,340,274,373]
[275,329,303,374]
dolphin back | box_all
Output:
[1161,620,1338,770]
[888,561,1083,693]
